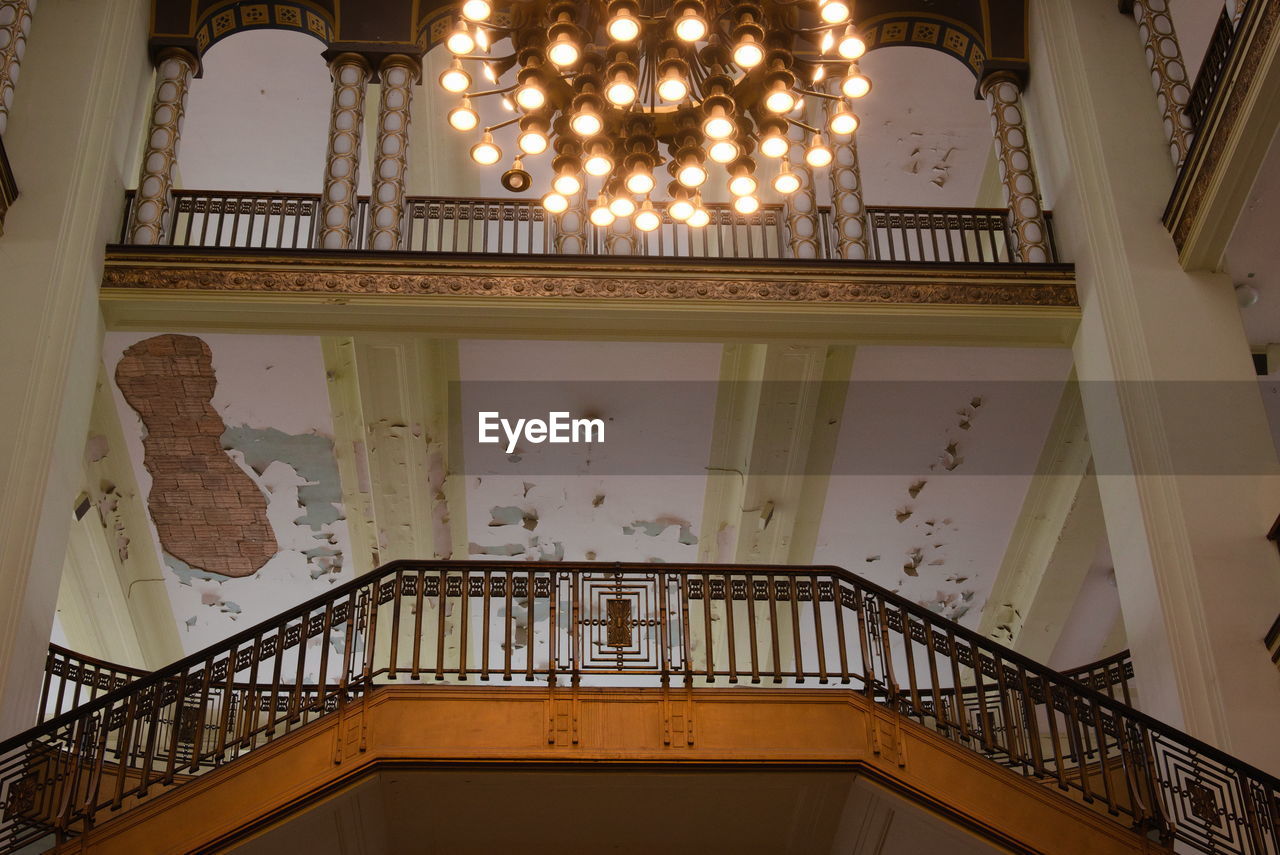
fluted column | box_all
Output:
[981,72,1051,264]
[367,54,418,251]
[552,190,588,253]
[0,0,33,136]
[128,48,196,246]
[824,82,870,260]
[1128,0,1194,168]
[783,122,820,258]
[320,53,371,250]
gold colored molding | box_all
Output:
[1164,0,1280,261]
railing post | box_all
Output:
[367,54,419,251]
[128,48,197,246]
[0,0,34,137]
[319,53,371,250]
[980,71,1052,263]
[1123,0,1195,168]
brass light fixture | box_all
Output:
[441,0,870,228]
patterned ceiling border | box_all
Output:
[101,254,1079,308]
[1164,0,1280,252]
[860,13,989,78]
[193,1,334,56]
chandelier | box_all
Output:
[437,0,871,229]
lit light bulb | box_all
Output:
[675,9,708,42]
[733,194,760,214]
[518,129,549,154]
[635,201,661,231]
[842,69,871,99]
[729,174,758,197]
[703,109,735,140]
[677,162,708,188]
[838,26,867,59]
[447,23,476,55]
[608,10,640,41]
[606,76,638,106]
[805,134,833,167]
[475,27,491,51]
[516,83,546,110]
[829,107,859,135]
[548,33,581,67]
[709,139,740,163]
[821,31,835,53]
[590,196,616,226]
[470,132,501,165]
[733,36,764,69]
[773,162,800,194]
[483,63,498,83]
[610,196,637,217]
[687,206,710,228]
[585,153,614,176]
[448,98,479,131]
[668,197,695,221]
[764,82,796,114]
[819,0,850,24]
[553,171,582,196]
[439,60,471,93]
[626,165,655,195]
[658,69,689,102]
[760,131,789,158]
[543,192,570,213]
[571,106,603,137]
[462,0,491,21]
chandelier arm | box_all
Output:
[483,115,525,133]
[793,87,842,100]
[785,116,820,134]
[457,55,518,63]
[465,85,519,97]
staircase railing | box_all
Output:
[1,561,1275,854]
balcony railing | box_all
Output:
[116,190,1058,264]
[1187,8,1238,132]
[0,135,16,237]
[1,560,1274,855]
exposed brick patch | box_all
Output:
[115,334,277,577]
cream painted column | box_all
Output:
[981,72,1052,263]
[823,81,870,260]
[320,53,371,250]
[0,0,152,737]
[127,47,195,246]
[0,0,34,136]
[367,54,418,251]
[1126,0,1194,168]
[552,190,588,253]
[783,122,820,258]
[1031,0,1280,773]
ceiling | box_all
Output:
[226,767,1009,855]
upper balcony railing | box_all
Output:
[116,189,1059,265]
[1187,7,1238,133]
[1,560,1274,855]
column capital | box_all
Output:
[979,68,1026,98]
[324,51,373,78]
[377,52,422,83]
[149,44,201,76]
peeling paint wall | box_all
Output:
[106,333,352,653]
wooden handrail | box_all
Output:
[2,560,1274,854]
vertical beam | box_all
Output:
[0,0,34,136]
[824,79,871,260]
[319,53,371,250]
[1031,0,1280,770]
[783,122,820,259]
[128,47,196,246]
[1126,0,1195,168]
[322,336,467,572]
[366,54,418,251]
[0,0,151,737]
[981,72,1051,263]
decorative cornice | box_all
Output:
[100,250,1079,308]
[1164,0,1280,253]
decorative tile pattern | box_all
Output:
[1130,0,1194,168]
[552,190,588,254]
[367,56,417,251]
[981,73,1051,264]
[319,54,370,250]
[129,50,196,246]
